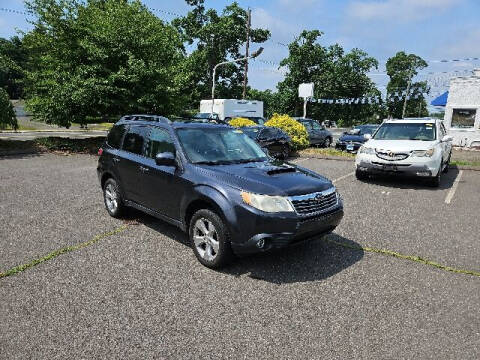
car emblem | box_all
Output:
[388,151,394,157]
[315,194,324,201]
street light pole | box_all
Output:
[211,47,264,115]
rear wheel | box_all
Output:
[189,209,233,269]
[103,178,125,218]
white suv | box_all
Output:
[355,119,453,187]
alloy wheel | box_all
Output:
[193,218,220,261]
[104,183,118,212]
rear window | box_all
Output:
[122,126,149,155]
[106,124,127,149]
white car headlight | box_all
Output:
[411,148,435,157]
[358,146,375,155]
[241,191,295,213]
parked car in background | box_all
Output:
[294,117,333,147]
[323,120,337,128]
[355,119,453,187]
[336,124,379,153]
[97,115,344,268]
[242,126,291,159]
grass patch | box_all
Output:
[451,160,480,167]
[300,147,356,158]
[0,136,105,155]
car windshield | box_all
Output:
[373,123,436,141]
[353,125,377,135]
[176,127,268,164]
[242,127,260,139]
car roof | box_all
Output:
[383,118,437,124]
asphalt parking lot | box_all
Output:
[1,153,479,359]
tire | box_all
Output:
[103,178,125,218]
[429,169,441,187]
[443,153,451,173]
[281,145,290,159]
[189,209,234,269]
[324,137,332,148]
[355,169,368,181]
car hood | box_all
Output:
[195,160,333,196]
[339,134,366,143]
[365,139,437,152]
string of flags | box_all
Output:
[306,92,426,105]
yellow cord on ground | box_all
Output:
[0,224,128,279]
[324,237,480,278]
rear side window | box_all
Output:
[145,127,176,159]
[107,124,127,149]
[122,126,148,155]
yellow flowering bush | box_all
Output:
[265,113,309,150]
[229,117,257,127]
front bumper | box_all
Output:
[336,142,363,152]
[355,154,441,177]
[231,207,344,256]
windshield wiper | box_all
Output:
[229,158,265,164]
[193,160,233,165]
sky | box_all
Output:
[1,0,480,105]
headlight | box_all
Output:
[411,148,435,157]
[241,191,295,213]
[358,146,375,155]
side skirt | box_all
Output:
[124,199,185,231]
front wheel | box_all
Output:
[443,153,451,173]
[355,169,368,181]
[323,137,332,148]
[189,209,234,269]
[429,169,441,187]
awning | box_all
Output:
[431,91,449,107]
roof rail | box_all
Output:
[120,114,171,124]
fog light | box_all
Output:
[256,238,265,248]
[416,171,431,177]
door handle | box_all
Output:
[139,166,149,173]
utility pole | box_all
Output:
[242,8,251,99]
[402,62,416,119]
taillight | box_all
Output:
[98,148,103,156]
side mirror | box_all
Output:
[442,135,453,142]
[155,152,176,166]
[364,134,372,140]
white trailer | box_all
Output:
[199,99,264,121]
[443,69,480,148]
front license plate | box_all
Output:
[346,145,354,151]
[382,164,397,171]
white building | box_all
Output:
[443,69,480,147]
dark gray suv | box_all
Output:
[97,115,344,268]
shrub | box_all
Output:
[265,113,309,150]
[0,89,18,130]
[229,117,256,127]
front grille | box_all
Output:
[376,151,409,161]
[290,190,338,215]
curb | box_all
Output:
[0,149,42,157]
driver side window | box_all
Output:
[145,127,176,159]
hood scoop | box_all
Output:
[266,167,296,176]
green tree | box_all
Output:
[0,36,27,99]
[0,88,18,130]
[276,30,381,126]
[173,1,270,109]
[23,0,185,127]
[386,51,429,119]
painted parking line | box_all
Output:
[445,170,463,204]
[333,171,355,184]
